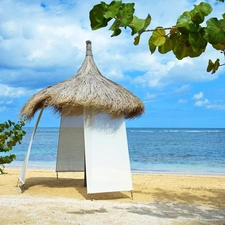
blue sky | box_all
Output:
[0,0,224,128]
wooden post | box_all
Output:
[84,152,87,187]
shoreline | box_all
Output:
[10,170,225,178]
[8,170,225,178]
[5,167,225,179]
[6,163,225,177]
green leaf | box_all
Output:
[108,3,135,36]
[0,118,26,168]
[134,34,140,45]
[190,2,212,25]
[212,42,225,50]
[189,32,207,53]
[0,154,16,165]
[204,17,225,44]
[177,2,212,33]
[207,59,214,72]
[148,36,156,54]
[173,44,189,59]
[214,58,220,73]
[8,120,12,126]
[109,19,122,36]
[193,2,212,17]
[129,14,151,35]
[207,59,221,74]
[158,37,173,54]
[111,27,122,37]
[89,3,111,30]
[171,33,189,59]
[116,3,135,27]
[170,31,205,59]
[104,1,122,19]
[189,9,204,25]
[177,11,200,33]
[151,27,166,46]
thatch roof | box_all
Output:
[21,40,144,120]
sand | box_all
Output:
[1,168,225,224]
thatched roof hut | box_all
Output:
[21,40,144,120]
[19,41,145,195]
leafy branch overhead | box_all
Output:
[89,0,225,74]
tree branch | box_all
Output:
[144,26,176,32]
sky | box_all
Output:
[0,0,224,128]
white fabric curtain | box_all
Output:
[56,108,85,172]
[18,107,44,184]
[84,107,133,194]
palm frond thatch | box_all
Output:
[21,40,144,120]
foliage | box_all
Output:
[89,0,225,73]
[0,119,26,174]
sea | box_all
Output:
[3,127,225,175]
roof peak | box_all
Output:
[86,40,93,56]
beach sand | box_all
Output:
[1,168,225,224]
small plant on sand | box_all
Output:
[0,119,26,174]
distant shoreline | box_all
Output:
[6,161,225,177]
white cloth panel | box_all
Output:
[18,108,44,184]
[56,110,85,172]
[84,108,133,194]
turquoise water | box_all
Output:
[4,127,225,175]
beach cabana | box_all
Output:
[18,40,144,194]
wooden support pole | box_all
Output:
[131,190,133,200]
[84,151,87,187]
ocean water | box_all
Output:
[3,127,225,175]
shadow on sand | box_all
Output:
[133,187,225,210]
[19,176,131,201]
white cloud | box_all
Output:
[131,49,220,89]
[177,58,193,67]
[0,106,6,112]
[132,59,178,88]
[0,0,128,83]
[144,92,157,102]
[0,84,25,97]
[207,104,225,110]
[0,0,222,92]
[0,100,13,104]
[195,99,209,107]
[174,85,191,94]
[0,0,224,124]
[135,0,195,28]
[0,84,38,97]
[178,99,187,104]
[6,100,13,104]
[193,92,204,100]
